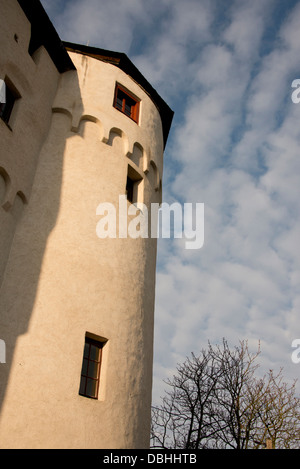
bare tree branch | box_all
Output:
[151,339,300,449]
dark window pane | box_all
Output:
[90,344,100,361]
[124,103,132,116]
[79,337,104,399]
[0,86,16,124]
[79,376,86,395]
[81,358,88,375]
[126,176,134,203]
[116,97,123,110]
[86,378,97,397]
[83,343,90,358]
[87,362,99,379]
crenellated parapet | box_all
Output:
[52,106,162,198]
[0,165,27,213]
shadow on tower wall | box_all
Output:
[0,71,83,416]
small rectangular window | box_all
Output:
[126,164,143,204]
[0,79,19,126]
[113,84,140,123]
[126,176,135,203]
[79,336,105,399]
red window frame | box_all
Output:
[113,84,140,123]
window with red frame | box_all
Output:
[113,84,140,123]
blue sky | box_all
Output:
[41,0,300,403]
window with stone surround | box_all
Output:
[113,84,140,123]
[0,78,20,128]
[79,334,107,399]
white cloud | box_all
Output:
[132,0,214,99]
[43,0,161,51]
[223,0,272,61]
[152,0,300,401]
[40,0,300,402]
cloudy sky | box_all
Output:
[41,0,300,403]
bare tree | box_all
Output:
[151,339,300,449]
[248,370,300,449]
[151,348,222,449]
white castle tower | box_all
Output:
[0,0,173,448]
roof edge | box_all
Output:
[17,0,75,73]
[16,1,173,148]
[63,41,174,148]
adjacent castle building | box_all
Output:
[0,0,173,448]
